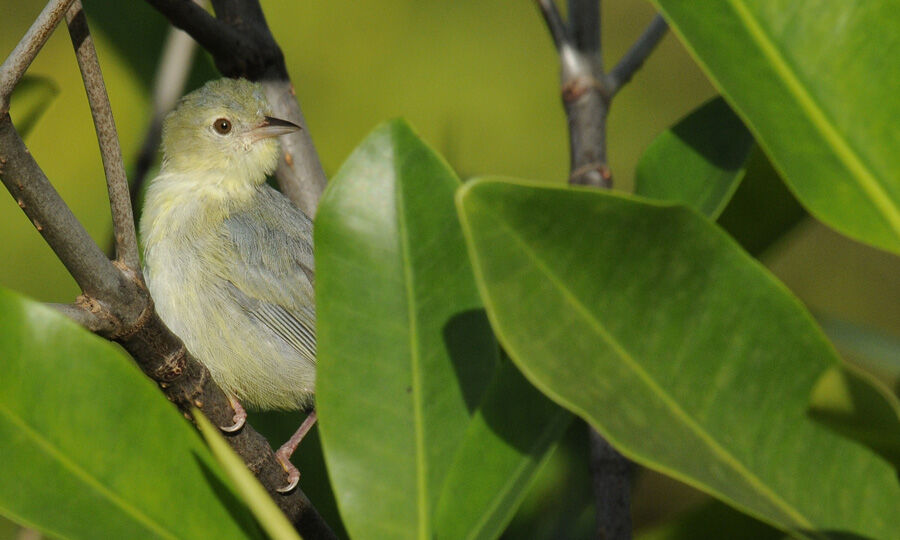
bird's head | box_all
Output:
[160,78,299,187]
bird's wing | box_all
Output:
[218,187,317,363]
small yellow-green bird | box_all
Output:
[140,78,316,492]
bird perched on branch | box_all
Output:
[140,78,317,493]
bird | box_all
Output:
[140,78,317,493]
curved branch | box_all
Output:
[66,1,140,270]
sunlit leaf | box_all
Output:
[457,178,900,539]
[654,1,900,253]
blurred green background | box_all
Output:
[1,1,898,538]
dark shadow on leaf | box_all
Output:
[717,148,807,256]
[191,452,266,540]
[671,97,754,171]
[474,353,570,454]
[443,308,500,412]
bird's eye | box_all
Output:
[213,118,232,135]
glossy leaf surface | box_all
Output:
[315,120,499,539]
[654,0,900,253]
[456,178,900,539]
[0,287,259,539]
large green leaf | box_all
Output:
[315,120,499,539]
[0,287,261,539]
[635,97,754,219]
[434,358,570,540]
[653,1,900,253]
[456,178,900,539]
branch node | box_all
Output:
[153,343,187,381]
[562,75,609,104]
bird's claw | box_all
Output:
[275,450,300,493]
[220,395,247,433]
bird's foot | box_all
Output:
[275,449,301,494]
[274,410,317,493]
[220,395,247,433]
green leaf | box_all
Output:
[315,120,499,539]
[434,358,570,540]
[456,178,900,539]
[808,364,900,469]
[0,287,261,539]
[195,411,302,540]
[8,76,58,138]
[635,97,754,219]
[653,1,900,254]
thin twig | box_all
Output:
[0,0,74,112]
[65,1,140,271]
[606,15,668,96]
[537,0,571,50]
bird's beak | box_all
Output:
[249,116,301,142]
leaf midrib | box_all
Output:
[725,0,900,237]
[394,156,430,540]
[468,193,819,536]
[0,403,177,540]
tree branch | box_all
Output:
[606,15,668,96]
[144,0,251,66]
[66,1,140,270]
[145,0,327,218]
[537,0,571,51]
[567,0,600,54]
